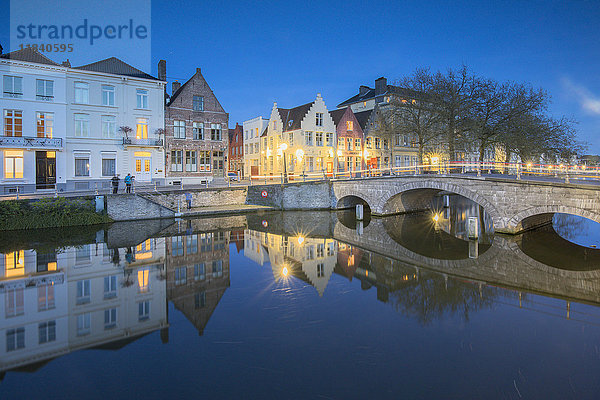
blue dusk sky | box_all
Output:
[1,0,599,152]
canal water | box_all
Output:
[1,196,600,399]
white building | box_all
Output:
[0,48,67,194]
[0,47,166,194]
[243,116,268,178]
[65,58,165,191]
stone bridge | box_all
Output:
[331,176,600,234]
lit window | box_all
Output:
[4,151,24,179]
[136,89,148,109]
[346,120,353,131]
[4,76,23,98]
[5,250,25,277]
[136,118,148,139]
[75,158,90,176]
[74,82,89,103]
[37,112,54,138]
[102,85,115,106]
[4,110,23,137]
[138,269,149,293]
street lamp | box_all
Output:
[279,143,288,183]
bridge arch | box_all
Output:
[507,205,600,233]
[376,180,503,225]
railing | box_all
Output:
[122,138,163,146]
[0,136,63,148]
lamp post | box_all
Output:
[279,143,288,183]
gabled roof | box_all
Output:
[0,47,61,66]
[337,85,420,108]
[353,110,373,131]
[328,108,347,126]
[276,101,314,132]
[74,57,159,80]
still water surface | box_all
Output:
[1,198,600,399]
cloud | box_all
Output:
[562,78,600,115]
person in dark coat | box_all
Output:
[111,174,120,194]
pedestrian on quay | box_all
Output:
[185,191,193,209]
[111,174,120,194]
[124,173,133,193]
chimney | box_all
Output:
[61,59,71,67]
[158,59,166,81]
[0,44,3,55]
[196,67,202,75]
[359,85,369,96]
[172,80,181,94]
[375,77,387,96]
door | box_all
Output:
[212,151,224,177]
[36,151,56,189]
[135,157,151,182]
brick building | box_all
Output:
[161,61,228,185]
[329,107,364,175]
[228,123,243,177]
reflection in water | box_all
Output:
[2,210,600,398]
[553,213,600,248]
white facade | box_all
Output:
[65,68,165,191]
[0,58,67,193]
[243,116,268,177]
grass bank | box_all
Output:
[0,197,113,231]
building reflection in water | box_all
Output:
[0,236,167,373]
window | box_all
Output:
[175,266,187,285]
[305,131,313,146]
[75,158,90,176]
[187,235,198,254]
[199,151,210,168]
[102,85,115,106]
[193,95,204,111]
[138,301,150,320]
[4,110,23,137]
[366,137,372,149]
[383,139,389,150]
[102,115,116,138]
[315,132,323,146]
[77,313,91,336]
[346,120,353,131]
[211,123,221,141]
[74,82,89,103]
[38,321,56,344]
[104,308,117,329]
[194,292,206,309]
[6,288,24,317]
[4,150,24,179]
[194,263,205,281]
[347,137,353,151]
[171,236,184,256]
[272,121,277,130]
[36,112,54,138]
[186,151,197,172]
[347,156,353,171]
[38,284,55,311]
[338,137,344,149]
[193,122,203,140]
[212,260,223,278]
[36,79,54,101]
[76,280,91,304]
[6,328,25,351]
[173,120,186,139]
[317,243,324,257]
[326,133,333,147]
[307,156,314,171]
[317,263,324,278]
[404,155,410,166]
[138,269,149,293]
[355,138,361,149]
[171,150,183,172]
[316,112,323,126]
[74,113,89,137]
[375,138,381,149]
[136,118,148,139]
[104,275,117,298]
[136,89,148,109]
[4,76,23,98]
[395,155,402,167]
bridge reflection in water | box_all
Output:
[1,205,600,387]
